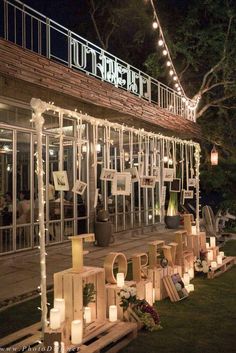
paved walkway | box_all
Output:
[0,226,176,307]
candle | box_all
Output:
[54,342,59,353]
[84,307,92,324]
[188,284,195,292]
[109,305,117,322]
[50,308,61,330]
[116,272,125,288]
[208,250,213,262]
[60,342,65,353]
[54,298,65,323]
[71,320,83,345]
[188,268,194,279]
[210,237,216,248]
[211,261,217,268]
[183,273,190,286]
[219,251,225,258]
[206,243,210,249]
[217,255,223,265]
[191,226,197,235]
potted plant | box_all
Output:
[94,199,114,246]
[165,192,180,229]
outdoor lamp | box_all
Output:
[211,145,218,165]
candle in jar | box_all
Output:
[50,308,61,330]
[188,268,194,279]
[188,284,195,292]
[116,272,125,288]
[206,243,210,249]
[217,255,223,265]
[183,273,190,286]
[71,320,83,345]
[191,226,197,235]
[208,250,213,262]
[109,305,117,322]
[84,307,92,324]
[219,251,225,258]
[54,298,65,323]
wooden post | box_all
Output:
[183,214,193,235]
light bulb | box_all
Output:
[177,87,181,91]
[163,49,168,56]
[173,76,177,81]
[166,61,171,67]
[152,21,158,29]
[175,83,179,88]
[169,70,174,76]
[158,39,163,46]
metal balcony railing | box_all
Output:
[0,0,196,121]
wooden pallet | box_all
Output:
[208,256,236,279]
[0,322,42,352]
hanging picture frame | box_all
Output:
[140,176,156,188]
[161,186,166,206]
[53,171,69,191]
[170,178,181,192]
[100,168,116,181]
[163,168,174,182]
[152,167,160,181]
[188,178,196,188]
[183,190,194,199]
[125,167,139,183]
[72,180,87,195]
[112,172,131,195]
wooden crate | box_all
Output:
[54,266,106,325]
[208,256,236,279]
[163,275,189,303]
[105,281,135,320]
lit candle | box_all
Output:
[191,226,197,235]
[116,272,125,288]
[188,268,194,279]
[109,305,117,322]
[210,237,216,248]
[183,273,190,286]
[50,308,61,330]
[206,243,210,249]
[54,341,59,353]
[217,255,223,265]
[188,284,195,292]
[211,261,217,269]
[71,320,83,345]
[208,250,213,262]
[219,251,225,258]
[54,298,65,323]
[84,307,92,324]
[60,342,65,353]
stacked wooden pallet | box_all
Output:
[208,256,236,279]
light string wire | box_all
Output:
[149,0,201,109]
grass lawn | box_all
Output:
[0,241,235,353]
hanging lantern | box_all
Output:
[211,145,218,166]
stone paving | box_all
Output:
[0,226,176,306]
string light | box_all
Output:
[148,0,200,110]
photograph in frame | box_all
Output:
[125,167,139,183]
[100,168,116,181]
[170,178,181,192]
[163,168,174,182]
[72,180,87,195]
[152,167,160,181]
[140,176,156,188]
[183,189,194,199]
[188,178,196,188]
[53,171,69,191]
[112,172,131,195]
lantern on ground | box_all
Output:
[211,145,218,166]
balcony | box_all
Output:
[0,0,197,122]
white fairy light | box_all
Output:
[173,76,177,81]
[158,39,164,46]
[169,70,174,76]
[162,49,168,56]
[166,61,171,66]
[152,21,158,29]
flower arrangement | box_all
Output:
[118,286,162,331]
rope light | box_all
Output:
[148,0,201,110]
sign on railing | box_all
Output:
[1,0,196,121]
